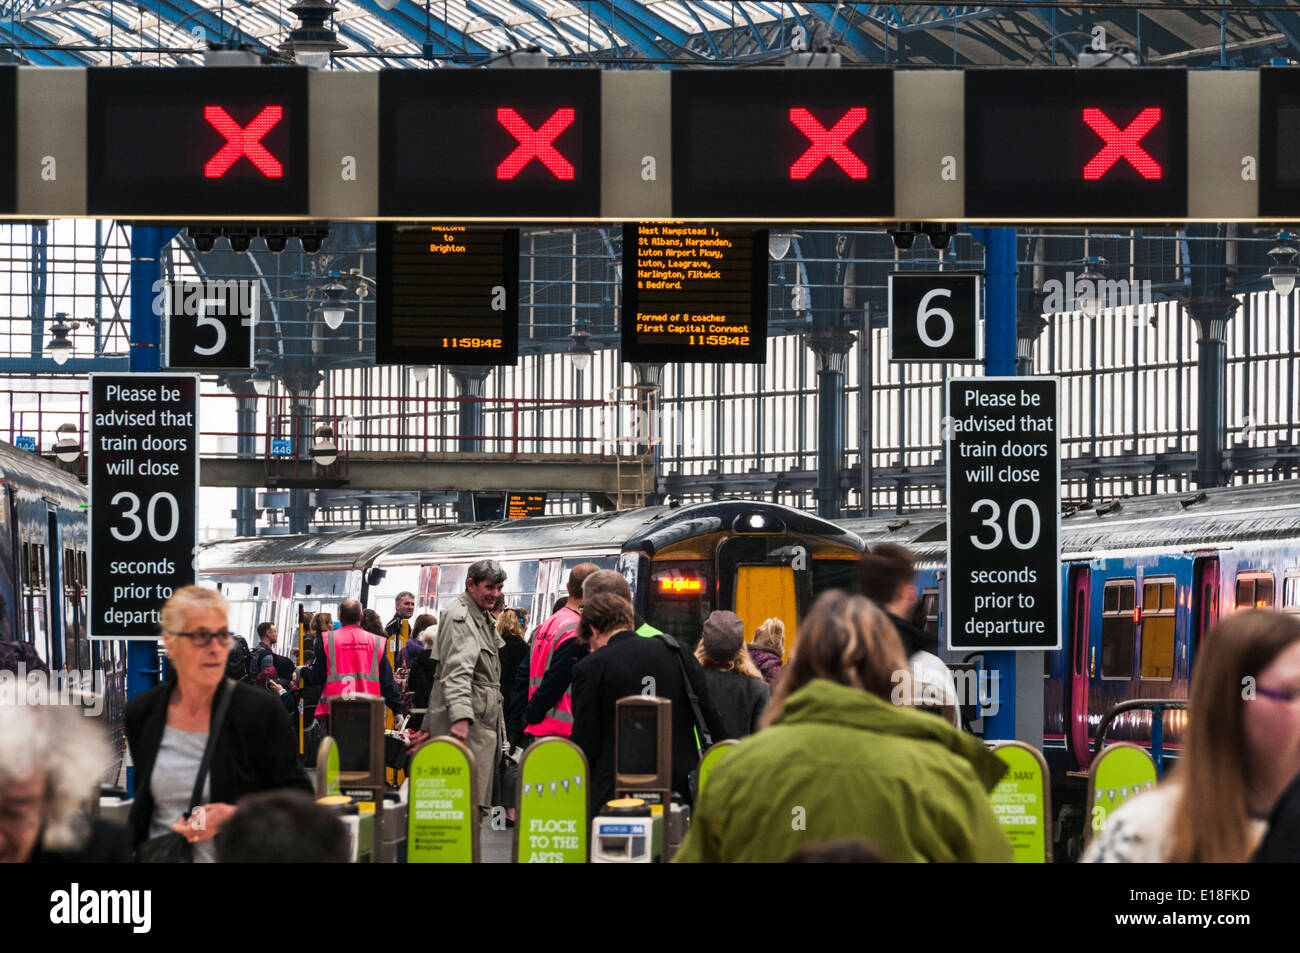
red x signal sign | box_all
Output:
[789,107,869,180]
[1082,107,1162,181]
[204,105,284,179]
[497,107,576,181]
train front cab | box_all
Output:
[625,504,865,656]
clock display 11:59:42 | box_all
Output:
[442,337,503,349]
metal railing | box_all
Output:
[1094,698,1189,776]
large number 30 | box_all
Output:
[110,491,181,543]
[970,498,1041,550]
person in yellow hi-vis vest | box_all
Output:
[385,591,416,666]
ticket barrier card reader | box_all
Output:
[324,694,386,863]
[593,697,673,862]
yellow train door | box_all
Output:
[733,564,798,661]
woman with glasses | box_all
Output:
[125,586,311,862]
[1085,609,1300,862]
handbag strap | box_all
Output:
[656,634,713,750]
[187,679,236,815]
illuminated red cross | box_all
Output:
[1082,107,1162,181]
[497,107,575,180]
[204,105,284,178]
[789,107,868,180]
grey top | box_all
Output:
[149,724,216,864]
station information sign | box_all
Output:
[506,493,546,519]
[379,70,600,218]
[621,222,767,364]
[163,279,257,371]
[671,69,893,218]
[888,272,981,361]
[946,377,1060,651]
[1259,68,1300,215]
[376,224,520,367]
[89,374,199,640]
[86,67,309,216]
[964,70,1187,219]
[0,66,14,214]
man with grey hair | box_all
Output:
[425,560,507,811]
[385,590,417,662]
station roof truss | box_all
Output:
[0,0,1296,69]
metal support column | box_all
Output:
[1185,295,1239,489]
[809,328,854,520]
[633,362,665,504]
[124,225,179,791]
[969,226,1042,748]
[451,366,491,522]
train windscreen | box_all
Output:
[647,561,711,643]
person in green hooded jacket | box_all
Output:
[674,591,1012,863]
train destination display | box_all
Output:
[965,69,1187,219]
[621,222,767,363]
[86,67,309,216]
[379,69,600,218]
[376,224,520,367]
[506,493,546,519]
[946,377,1060,651]
[89,374,199,640]
[671,68,893,218]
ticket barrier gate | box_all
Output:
[592,696,689,862]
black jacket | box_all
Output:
[30,817,132,863]
[499,633,528,707]
[1255,774,1300,862]
[888,612,937,658]
[124,677,313,849]
[570,631,725,813]
[700,667,770,739]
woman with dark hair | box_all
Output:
[361,608,386,639]
[675,590,1011,863]
[1086,609,1300,863]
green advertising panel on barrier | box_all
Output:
[514,737,589,863]
[990,742,1051,863]
[696,740,738,799]
[407,737,478,863]
[1086,743,1157,843]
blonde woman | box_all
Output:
[694,611,770,738]
[125,586,311,862]
[748,617,786,686]
[674,591,1011,863]
[1085,609,1300,863]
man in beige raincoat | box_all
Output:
[425,559,507,812]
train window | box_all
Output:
[1284,575,1300,612]
[438,563,469,595]
[811,559,859,597]
[1236,573,1276,610]
[1100,579,1136,679]
[647,561,712,646]
[920,588,940,643]
[1140,578,1176,680]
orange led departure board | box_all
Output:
[376,224,519,366]
[621,222,767,363]
[506,492,546,518]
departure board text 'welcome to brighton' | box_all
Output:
[622,222,767,363]
[376,224,520,367]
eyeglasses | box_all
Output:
[1256,684,1300,704]
[172,629,232,648]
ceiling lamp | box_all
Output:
[281,0,346,69]
[46,314,73,366]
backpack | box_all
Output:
[249,645,295,683]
